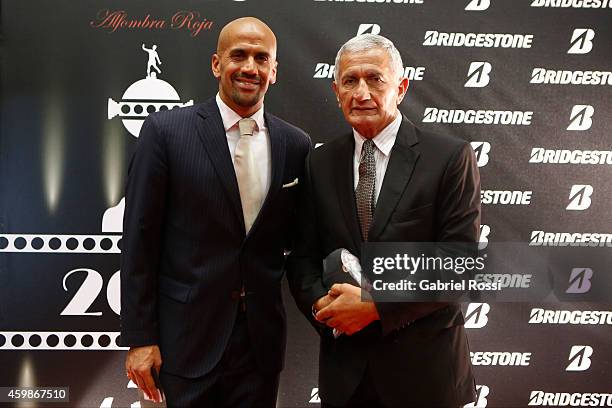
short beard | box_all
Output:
[230,89,262,107]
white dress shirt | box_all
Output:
[353,112,402,204]
[216,93,271,198]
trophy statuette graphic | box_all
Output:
[107,44,194,138]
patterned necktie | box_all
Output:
[355,139,376,241]
[234,118,263,233]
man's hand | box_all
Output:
[315,283,380,335]
[125,345,163,403]
[313,293,336,312]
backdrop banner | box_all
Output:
[1,0,611,407]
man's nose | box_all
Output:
[241,57,257,74]
[353,79,371,101]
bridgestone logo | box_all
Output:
[566,184,593,211]
[423,31,533,48]
[314,63,425,80]
[475,274,532,288]
[470,352,531,366]
[309,388,321,403]
[481,190,532,205]
[465,62,491,88]
[529,308,612,325]
[357,23,381,35]
[465,0,490,10]
[313,63,335,79]
[566,268,593,293]
[528,391,612,406]
[566,345,593,371]
[464,385,490,407]
[479,224,490,250]
[567,104,594,131]
[529,231,612,247]
[464,303,490,329]
[568,28,595,54]
[530,68,612,85]
[423,108,532,125]
[530,148,612,165]
[531,0,612,8]
[314,0,424,3]
[471,142,490,167]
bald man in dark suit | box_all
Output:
[120,17,310,407]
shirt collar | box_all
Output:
[353,112,402,158]
[215,93,266,132]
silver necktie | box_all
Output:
[234,118,263,233]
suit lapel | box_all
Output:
[369,117,420,241]
[195,99,244,228]
[248,113,286,235]
[335,135,362,253]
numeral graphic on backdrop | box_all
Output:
[61,269,121,316]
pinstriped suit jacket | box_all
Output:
[120,97,311,378]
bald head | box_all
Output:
[217,17,277,58]
[211,17,279,117]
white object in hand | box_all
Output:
[333,250,371,338]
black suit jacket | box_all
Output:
[287,117,480,407]
[120,97,311,378]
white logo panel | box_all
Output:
[465,303,490,328]
[566,345,593,371]
[357,23,381,35]
[465,62,492,87]
[566,184,593,210]
[567,28,595,54]
[464,385,490,407]
[465,0,490,11]
[567,105,594,131]
[471,142,491,167]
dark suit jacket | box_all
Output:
[120,97,311,378]
[287,116,480,407]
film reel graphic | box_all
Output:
[0,47,196,356]
[0,332,126,350]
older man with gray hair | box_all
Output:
[287,34,480,407]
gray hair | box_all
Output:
[333,34,404,82]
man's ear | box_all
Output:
[396,77,409,105]
[211,54,221,79]
[269,60,278,85]
[332,81,340,106]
